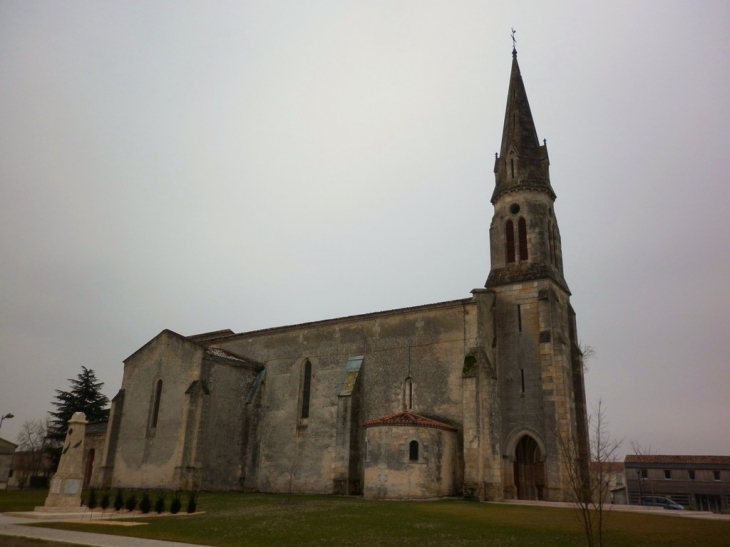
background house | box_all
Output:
[625,455,730,512]
[0,438,17,490]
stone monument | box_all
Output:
[40,412,87,510]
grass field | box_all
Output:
[3,491,729,547]
[0,489,47,513]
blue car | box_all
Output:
[641,496,685,510]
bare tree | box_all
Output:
[14,419,50,489]
[629,439,655,456]
[577,341,596,372]
[558,400,622,547]
[629,439,656,504]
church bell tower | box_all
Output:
[487,47,590,501]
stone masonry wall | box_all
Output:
[363,425,457,499]
[216,298,488,496]
[108,331,204,489]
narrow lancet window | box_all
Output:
[301,361,312,420]
[518,217,528,260]
[520,369,525,393]
[548,222,555,266]
[517,305,522,332]
[404,378,414,410]
[506,220,516,263]
[151,379,163,428]
[510,158,515,177]
[409,440,419,461]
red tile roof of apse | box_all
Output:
[363,410,457,432]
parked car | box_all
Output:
[641,496,685,510]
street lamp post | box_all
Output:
[0,413,14,431]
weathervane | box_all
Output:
[511,28,517,55]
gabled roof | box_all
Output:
[0,437,17,450]
[124,329,262,370]
[222,297,472,341]
[363,410,457,432]
[123,329,201,363]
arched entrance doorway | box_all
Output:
[514,435,545,500]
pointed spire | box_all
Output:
[491,50,555,203]
[500,53,540,158]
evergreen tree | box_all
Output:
[47,366,110,468]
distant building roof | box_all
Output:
[625,455,730,466]
[85,421,108,435]
[0,438,17,453]
[363,410,457,432]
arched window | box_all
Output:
[518,217,528,261]
[83,449,95,487]
[151,379,163,428]
[505,220,516,263]
[409,440,419,461]
[547,222,553,265]
[404,377,414,410]
[301,361,312,420]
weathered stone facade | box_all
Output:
[363,411,458,499]
[90,50,590,501]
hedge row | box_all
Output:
[85,488,197,514]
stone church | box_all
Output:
[90,50,590,501]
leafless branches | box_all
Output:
[577,341,596,372]
[14,418,51,489]
[557,400,622,547]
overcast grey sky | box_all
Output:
[1,1,729,457]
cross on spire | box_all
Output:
[511,28,517,56]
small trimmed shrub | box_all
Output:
[186,491,197,514]
[86,488,97,510]
[139,492,152,514]
[154,492,166,514]
[170,491,182,514]
[125,493,138,512]
[113,489,124,512]
[100,492,110,511]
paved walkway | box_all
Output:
[491,499,730,521]
[0,513,214,547]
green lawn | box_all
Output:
[0,489,47,513]
[3,491,729,547]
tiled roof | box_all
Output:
[206,347,251,363]
[363,410,457,432]
[625,455,730,465]
[224,298,472,340]
[187,329,235,342]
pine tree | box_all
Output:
[47,366,110,469]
